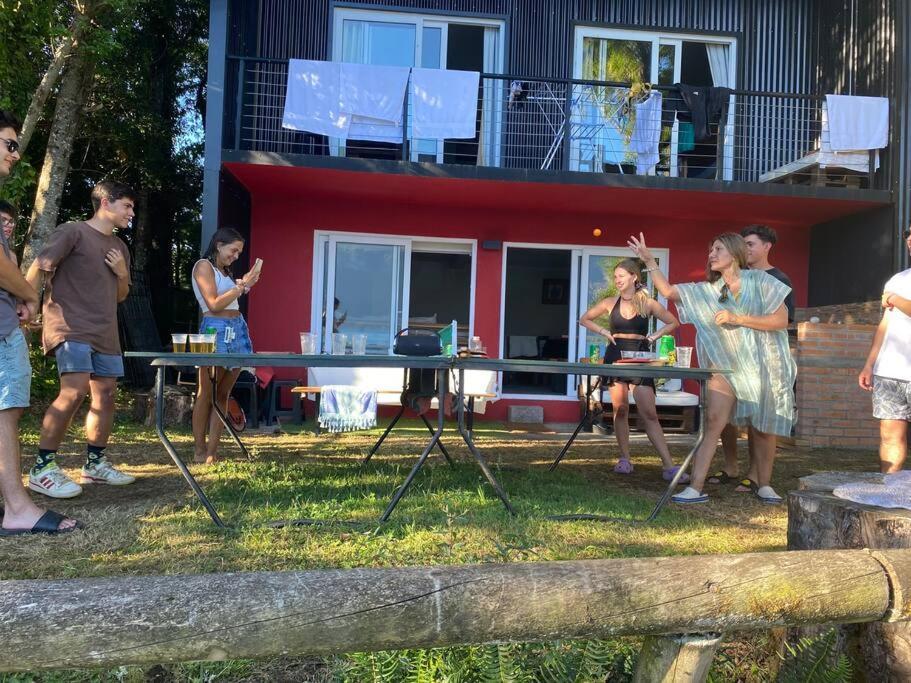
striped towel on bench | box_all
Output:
[318,385,378,433]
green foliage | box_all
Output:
[777,629,853,683]
[333,640,636,683]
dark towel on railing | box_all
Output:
[674,84,733,142]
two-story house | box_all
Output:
[201,0,910,422]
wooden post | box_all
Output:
[634,634,722,683]
[1,549,909,672]
[789,472,911,679]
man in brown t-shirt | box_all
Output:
[25,180,137,498]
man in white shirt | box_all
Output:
[859,228,911,473]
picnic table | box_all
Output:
[126,352,720,527]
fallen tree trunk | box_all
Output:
[1,548,908,672]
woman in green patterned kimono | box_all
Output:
[627,232,796,505]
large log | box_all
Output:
[789,475,911,681]
[1,549,909,672]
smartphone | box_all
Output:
[251,257,263,275]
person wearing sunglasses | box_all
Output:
[0,200,18,267]
[0,110,80,534]
[627,231,795,506]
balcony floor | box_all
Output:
[223,150,889,229]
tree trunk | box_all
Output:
[0,549,907,672]
[20,47,94,267]
[788,474,911,682]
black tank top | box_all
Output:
[610,298,649,336]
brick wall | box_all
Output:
[795,321,879,450]
[795,300,883,325]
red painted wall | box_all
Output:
[238,167,812,422]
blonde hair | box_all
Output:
[614,258,650,317]
[706,233,748,283]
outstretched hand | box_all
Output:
[627,232,654,262]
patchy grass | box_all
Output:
[1,411,877,681]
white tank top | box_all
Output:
[192,259,240,314]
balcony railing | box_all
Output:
[224,56,886,191]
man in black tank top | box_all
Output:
[711,225,794,489]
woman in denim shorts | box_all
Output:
[191,227,260,464]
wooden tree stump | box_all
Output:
[788,472,911,681]
[633,633,721,683]
[131,385,195,428]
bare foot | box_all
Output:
[194,454,219,465]
[2,502,79,532]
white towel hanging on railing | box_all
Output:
[825,94,889,151]
[281,59,348,138]
[410,68,480,140]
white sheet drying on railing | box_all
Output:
[630,91,663,175]
[282,60,410,143]
[410,68,480,140]
[825,94,889,151]
[819,104,880,174]
[282,60,480,142]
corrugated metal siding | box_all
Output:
[225,0,902,194]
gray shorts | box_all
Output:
[53,340,124,378]
[873,375,911,421]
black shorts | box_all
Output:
[601,338,655,390]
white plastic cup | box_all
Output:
[331,333,347,355]
[300,332,317,355]
[469,335,482,352]
[188,334,205,352]
[351,333,367,356]
[171,333,187,352]
[676,346,693,368]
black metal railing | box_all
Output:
[224,56,886,190]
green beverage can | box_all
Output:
[589,342,601,363]
[658,335,676,360]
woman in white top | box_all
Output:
[191,227,260,464]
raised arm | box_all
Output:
[645,298,680,343]
[193,261,244,313]
[627,232,679,302]
[579,297,615,344]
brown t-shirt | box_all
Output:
[36,221,131,355]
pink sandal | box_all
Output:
[662,466,690,484]
[613,458,634,474]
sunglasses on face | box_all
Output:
[0,137,20,154]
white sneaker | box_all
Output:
[29,464,83,499]
[81,458,136,486]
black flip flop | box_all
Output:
[706,471,736,485]
[0,509,83,536]
[735,478,759,494]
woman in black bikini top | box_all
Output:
[579,258,686,482]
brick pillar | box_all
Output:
[795,322,880,449]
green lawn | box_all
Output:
[0,411,875,682]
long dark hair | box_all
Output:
[203,227,245,275]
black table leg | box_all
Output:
[455,368,516,515]
[419,413,453,465]
[154,367,226,527]
[379,371,447,522]
[644,378,707,522]
[546,379,706,525]
[208,366,249,459]
[362,405,406,465]
[548,374,594,471]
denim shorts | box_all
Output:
[53,340,124,378]
[0,328,31,410]
[200,316,253,354]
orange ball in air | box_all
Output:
[593,228,602,237]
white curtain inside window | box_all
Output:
[477,26,500,166]
[342,21,366,63]
[705,44,731,87]
[706,43,734,180]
